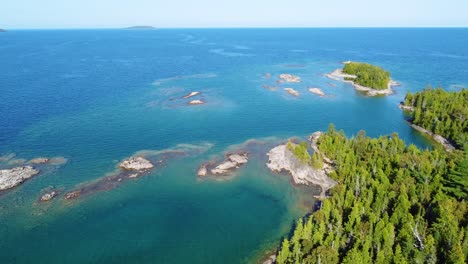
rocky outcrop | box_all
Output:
[279,74,301,83]
[40,190,58,202]
[0,166,40,191]
[266,134,336,197]
[198,153,249,177]
[182,91,201,99]
[119,157,154,171]
[308,88,325,96]
[284,88,300,97]
[398,102,415,111]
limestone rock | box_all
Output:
[0,166,40,191]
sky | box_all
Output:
[1,0,468,29]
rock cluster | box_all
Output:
[198,153,249,176]
[0,166,40,191]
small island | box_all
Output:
[284,88,300,97]
[325,61,398,96]
[0,29,6,32]
[125,26,156,30]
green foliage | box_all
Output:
[403,87,468,147]
[343,62,391,90]
[275,125,468,263]
[292,142,311,164]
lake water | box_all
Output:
[0,28,467,263]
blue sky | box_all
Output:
[2,0,468,29]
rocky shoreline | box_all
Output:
[408,122,456,152]
[397,103,456,152]
[266,132,337,197]
[324,68,399,96]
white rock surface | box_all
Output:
[284,88,300,97]
[210,153,249,175]
[279,74,301,83]
[119,157,154,171]
[0,166,40,191]
[266,144,336,196]
[308,88,325,96]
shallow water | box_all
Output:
[0,28,467,263]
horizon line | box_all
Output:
[2,26,468,30]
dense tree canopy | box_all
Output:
[404,87,468,148]
[274,124,468,264]
[342,62,391,90]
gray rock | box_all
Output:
[0,166,40,191]
[119,157,154,171]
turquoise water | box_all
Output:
[0,28,467,263]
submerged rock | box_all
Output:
[119,157,154,171]
[29,157,50,164]
[40,191,58,202]
[65,190,81,200]
[0,166,40,191]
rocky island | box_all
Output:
[198,153,249,177]
[278,74,301,83]
[284,88,300,97]
[188,99,205,105]
[0,166,40,191]
[308,87,325,96]
[325,61,399,96]
[182,91,201,99]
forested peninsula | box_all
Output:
[267,88,468,264]
[402,87,468,149]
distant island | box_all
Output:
[325,61,399,96]
[0,29,6,32]
[125,26,156,30]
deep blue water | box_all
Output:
[0,28,467,263]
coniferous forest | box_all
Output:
[273,89,468,264]
[342,62,391,90]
